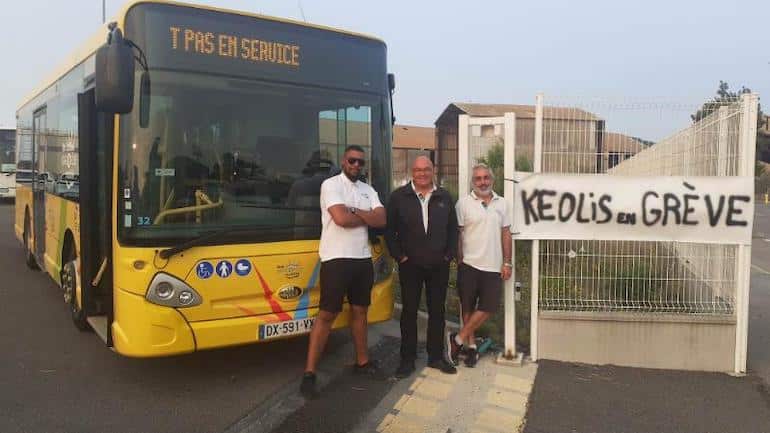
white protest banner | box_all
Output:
[512,174,754,245]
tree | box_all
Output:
[693,81,769,164]
[475,139,533,195]
[476,141,504,194]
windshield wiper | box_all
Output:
[158,228,232,260]
[159,226,276,260]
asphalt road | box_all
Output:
[0,202,347,433]
[748,202,770,386]
[523,203,770,433]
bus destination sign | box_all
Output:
[168,26,301,68]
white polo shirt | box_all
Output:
[319,173,383,262]
[411,181,436,234]
[456,191,511,273]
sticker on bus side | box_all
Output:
[154,168,176,177]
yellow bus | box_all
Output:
[15,0,395,357]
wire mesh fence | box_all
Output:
[533,96,749,315]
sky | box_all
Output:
[1,0,768,141]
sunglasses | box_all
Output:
[347,157,366,167]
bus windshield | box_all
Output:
[118,70,389,244]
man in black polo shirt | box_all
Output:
[386,156,458,377]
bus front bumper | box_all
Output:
[111,277,394,357]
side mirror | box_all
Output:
[95,27,135,113]
[139,71,151,128]
[387,73,396,92]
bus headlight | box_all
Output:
[178,291,194,306]
[155,282,174,300]
[373,255,393,284]
[146,273,202,308]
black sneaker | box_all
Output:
[353,360,385,379]
[464,347,479,368]
[395,359,416,379]
[428,359,457,374]
[299,372,319,399]
[446,332,462,365]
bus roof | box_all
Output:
[18,0,385,112]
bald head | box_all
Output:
[412,155,434,170]
[411,155,435,190]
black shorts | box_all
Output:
[457,262,502,313]
[319,258,374,313]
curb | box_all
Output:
[224,306,460,433]
[223,325,393,433]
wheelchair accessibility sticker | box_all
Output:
[196,262,214,279]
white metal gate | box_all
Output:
[457,113,519,359]
[458,93,759,373]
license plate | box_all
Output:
[258,317,315,340]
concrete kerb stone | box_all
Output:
[223,323,395,433]
[354,357,538,433]
[352,306,538,433]
[225,304,518,433]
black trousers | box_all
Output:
[398,261,450,363]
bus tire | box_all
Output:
[23,214,38,270]
[62,260,89,332]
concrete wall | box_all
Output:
[538,311,736,372]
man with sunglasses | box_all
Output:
[301,145,386,399]
[385,156,458,378]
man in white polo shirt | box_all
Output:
[447,163,512,367]
[301,145,386,399]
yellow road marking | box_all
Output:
[411,378,453,400]
[486,388,529,410]
[378,414,424,433]
[420,366,460,382]
[493,373,534,394]
[474,407,523,432]
[398,396,439,418]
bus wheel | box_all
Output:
[62,260,89,332]
[23,217,38,270]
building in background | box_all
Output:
[602,131,652,170]
[392,124,435,187]
[434,103,649,194]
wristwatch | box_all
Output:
[349,207,357,214]
[503,262,513,268]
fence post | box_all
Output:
[717,106,729,176]
[458,114,470,198]
[734,93,758,375]
[530,93,544,361]
[503,112,518,359]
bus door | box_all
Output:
[77,88,115,344]
[32,108,47,264]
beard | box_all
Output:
[473,185,492,196]
[343,166,359,181]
